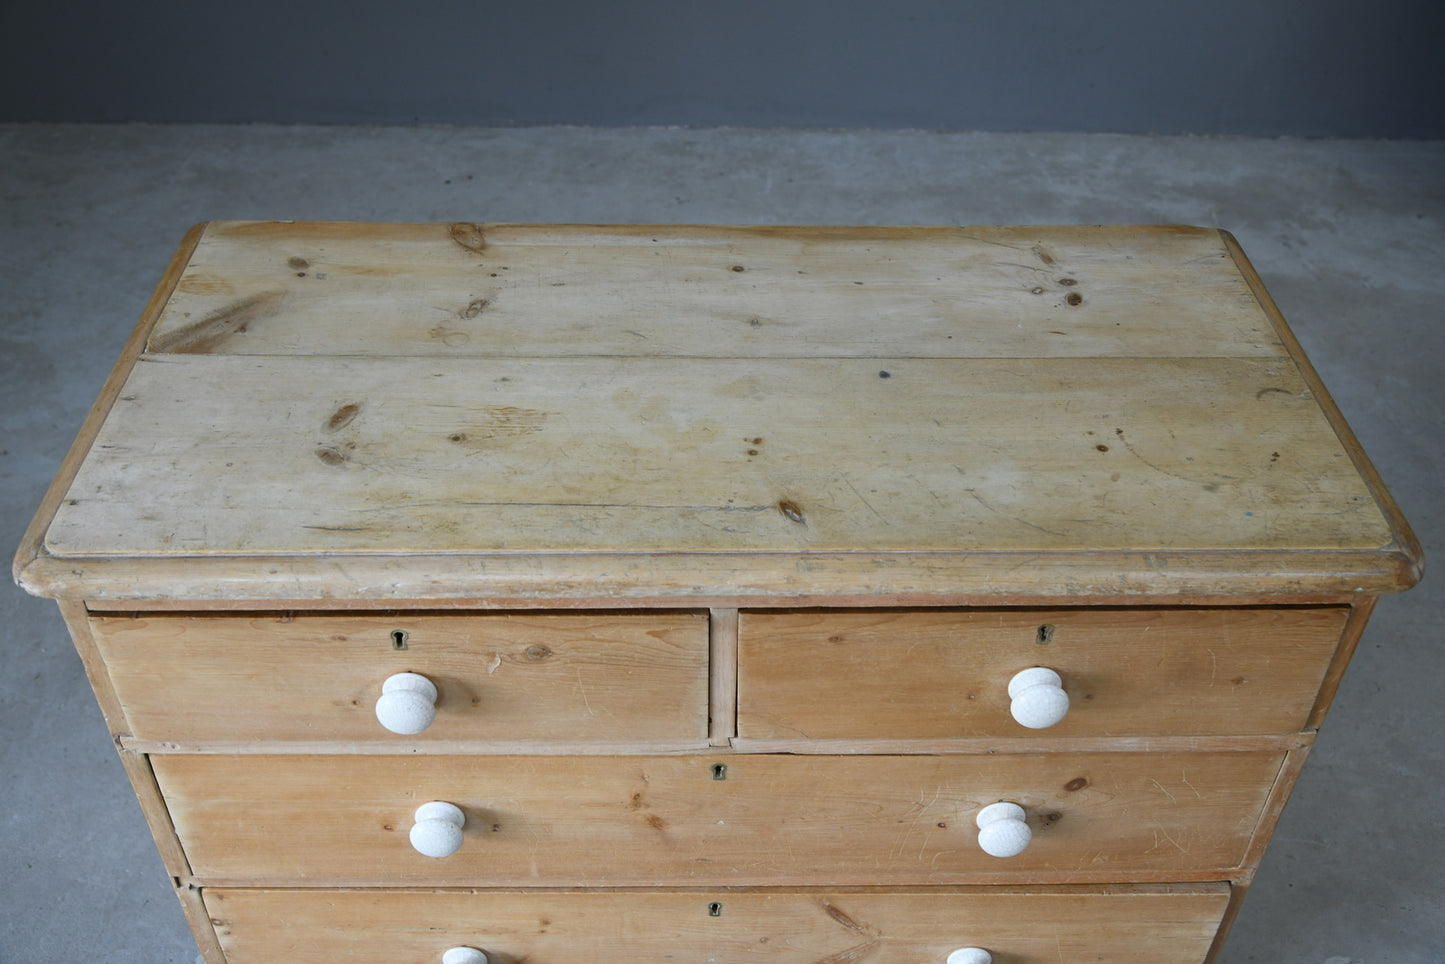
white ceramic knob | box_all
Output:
[376,672,439,734]
[1007,666,1069,729]
[946,950,992,964]
[976,801,1031,858]
[410,801,466,858]
[442,948,489,964]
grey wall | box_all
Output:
[2,0,1442,137]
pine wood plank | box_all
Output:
[12,223,204,589]
[708,607,739,746]
[16,223,1420,602]
[153,752,1283,885]
[175,882,227,964]
[1222,231,1423,576]
[90,612,708,745]
[149,222,1283,359]
[737,608,1348,740]
[204,884,1231,964]
[42,355,1388,557]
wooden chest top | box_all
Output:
[14,222,1420,603]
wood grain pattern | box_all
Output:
[90,612,708,745]
[12,223,204,591]
[708,608,739,746]
[1221,231,1423,581]
[204,884,1231,964]
[16,223,1420,603]
[151,222,1281,359]
[12,223,1422,964]
[43,355,1387,556]
[153,752,1283,886]
[738,608,1348,740]
[23,551,1413,604]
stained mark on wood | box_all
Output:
[449,222,487,252]
[1033,244,1056,265]
[148,291,283,353]
[778,499,807,525]
[820,900,876,936]
[1256,386,1293,400]
[314,446,348,466]
[448,406,549,448]
[1066,291,1084,306]
[461,298,489,319]
[815,900,882,962]
[1065,776,1089,792]
[287,257,310,270]
[1058,277,1078,286]
[323,403,361,433]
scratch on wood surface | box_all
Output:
[893,785,943,859]
[841,476,888,524]
[147,291,283,353]
[957,233,1023,250]
[811,943,881,964]
[966,488,1069,538]
[368,500,774,513]
[1149,778,1178,803]
[486,653,502,675]
[1146,826,1189,854]
[815,900,882,963]
[576,667,597,716]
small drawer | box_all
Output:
[737,608,1347,741]
[90,612,709,745]
[205,883,1231,963]
[155,751,1282,885]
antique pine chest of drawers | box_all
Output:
[15,222,1421,963]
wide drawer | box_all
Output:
[90,612,709,745]
[738,608,1347,741]
[155,752,1283,885]
[204,884,1231,963]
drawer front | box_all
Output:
[205,884,1231,963]
[155,752,1282,884]
[738,608,1346,741]
[91,612,709,745]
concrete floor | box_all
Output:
[0,124,1440,964]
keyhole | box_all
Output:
[708,902,723,917]
[1036,624,1056,645]
[711,763,728,781]
[391,630,409,650]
